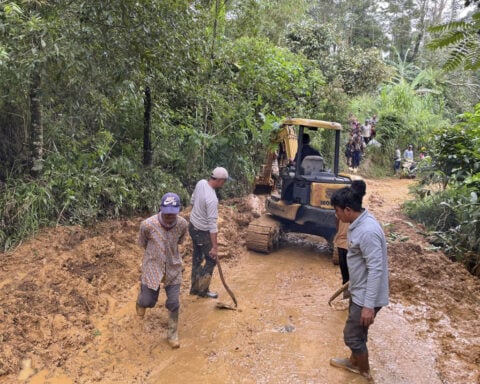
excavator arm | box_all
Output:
[253,125,298,194]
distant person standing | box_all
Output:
[329,180,389,382]
[351,136,364,173]
[135,192,188,349]
[361,120,372,145]
[394,147,401,175]
[345,138,354,169]
[419,147,427,160]
[403,145,414,161]
[189,167,231,299]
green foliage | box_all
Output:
[285,21,338,60]
[430,104,480,185]
[0,131,189,250]
[228,36,326,115]
[405,103,480,275]
[227,0,308,44]
[0,180,55,251]
[333,48,391,96]
[285,22,391,96]
[404,188,459,232]
[404,186,480,275]
[428,11,480,71]
[364,72,449,147]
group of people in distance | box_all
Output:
[394,144,427,176]
[345,114,378,173]
[133,163,388,383]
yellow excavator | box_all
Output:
[247,118,361,254]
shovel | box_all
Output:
[215,257,238,310]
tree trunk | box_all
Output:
[143,86,152,166]
[30,66,43,178]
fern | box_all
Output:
[427,10,480,72]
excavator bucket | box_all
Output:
[253,152,276,194]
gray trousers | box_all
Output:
[137,283,180,312]
[344,301,381,354]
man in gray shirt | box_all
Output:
[189,167,230,299]
[329,180,389,382]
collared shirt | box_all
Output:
[347,209,389,308]
[189,179,219,233]
[138,214,188,289]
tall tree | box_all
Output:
[0,1,64,177]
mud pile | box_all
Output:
[0,194,263,378]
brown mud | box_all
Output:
[1,178,479,383]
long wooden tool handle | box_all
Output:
[328,281,349,307]
[216,258,238,307]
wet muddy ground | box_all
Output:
[1,178,479,383]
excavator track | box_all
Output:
[246,215,281,253]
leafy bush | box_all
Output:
[404,103,480,276]
[0,131,189,251]
[0,180,55,251]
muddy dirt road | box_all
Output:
[1,178,479,383]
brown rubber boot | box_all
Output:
[167,309,180,349]
[330,354,360,374]
[135,303,146,319]
[197,274,211,293]
[196,274,218,298]
[354,352,374,383]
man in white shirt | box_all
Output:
[189,167,231,299]
[403,144,414,161]
[361,120,372,144]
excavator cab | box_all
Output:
[247,118,360,254]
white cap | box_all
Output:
[211,167,231,180]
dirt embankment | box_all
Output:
[0,178,479,383]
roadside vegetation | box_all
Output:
[0,0,479,275]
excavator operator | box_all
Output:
[300,133,321,163]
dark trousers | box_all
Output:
[344,301,381,354]
[188,223,217,293]
[137,283,180,312]
[352,151,362,168]
[338,247,349,284]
